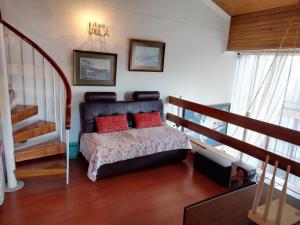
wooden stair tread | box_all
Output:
[13,120,56,143]
[11,105,38,124]
[15,139,65,162]
[15,167,66,179]
[16,155,66,167]
[15,156,66,179]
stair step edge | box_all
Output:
[15,140,65,162]
[13,121,56,143]
[15,167,66,179]
[11,105,38,125]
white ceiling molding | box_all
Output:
[201,0,231,21]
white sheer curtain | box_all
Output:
[226,53,293,156]
[225,52,300,193]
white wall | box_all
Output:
[2,0,237,142]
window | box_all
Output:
[227,53,300,196]
[183,103,230,146]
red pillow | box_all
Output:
[133,112,163,129]
[96,114,129,134]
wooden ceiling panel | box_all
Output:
[213,0,299,16]
[227,6,300,51]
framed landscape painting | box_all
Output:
[183,103,231,146]
[73,50,117,86]
[129,39,165,72]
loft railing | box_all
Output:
[167,96,300,177]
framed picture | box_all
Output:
[183,103,231,146]
[129,39,165,72]
[229,161,256,188]
[73,50,117,86]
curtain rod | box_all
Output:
[238,50,300,55]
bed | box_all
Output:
[79,92,191,181]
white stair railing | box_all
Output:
[0,17,18,190]
[4,29,68,147]
[0,8,72,186]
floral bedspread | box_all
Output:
[80,125,191,181]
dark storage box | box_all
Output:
[194,149,236,186]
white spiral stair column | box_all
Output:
[0,18,22,191]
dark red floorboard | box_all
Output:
[0,155,227,225]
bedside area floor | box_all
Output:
[0,154,228,225]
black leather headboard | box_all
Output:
[80,100,164,133]
[85,92,117,103]
[133,91,160,101]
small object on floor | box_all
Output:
[69,142,79,159]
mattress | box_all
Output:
[80,125,191,181]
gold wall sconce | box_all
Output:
[88,22,109,37]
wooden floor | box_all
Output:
[0,154,228,225]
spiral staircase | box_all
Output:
[0,9,72,190]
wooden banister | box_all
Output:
[0,16,71,129]
[169,96,300,146]
[167,113,300,177]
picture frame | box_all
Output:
[129,39,165,72]
[73,50,117,86]
[183,103,231,146]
